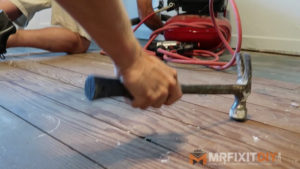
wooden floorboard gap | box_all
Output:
[0,104,106,169]
[6,76,298,166]
[6,79,188,160]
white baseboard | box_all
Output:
[231,35,300,55]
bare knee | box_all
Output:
[67,34,91,54]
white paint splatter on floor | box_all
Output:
[252,136,260,143]
[37,117,61,138]
[160,152,170,163]
[116,141,121,146]
[291,102,299,108]
[160,158,169,163]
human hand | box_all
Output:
[117,51,182,109]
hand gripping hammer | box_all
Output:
[84,53,252,121]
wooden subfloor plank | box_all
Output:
[0,74,197,169]
[0,106,101,169]
[169,67,300,115]
[175,67,300,113]
[11,55,300,131]
[181,94,300,133]
[217,50,300,85]
[39,54,300,103]
[1,63,299,168]
[173,67,300,102]
[21,56,299,118]
[71,52,300,90]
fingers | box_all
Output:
[120,53,182,110]
[151,87,168,108]
[131,87,168,109]
[131,69,182,109]
[165,80,182,105]
[165,69,182,105]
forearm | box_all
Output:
[55,0,141,69]
[137,0,163,30]
[55,0,182,109]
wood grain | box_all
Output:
[11,55,300,131]
[71,52,300,90]
[18,55,299,120]
[0,70,199,169]
[0,106,101,169]
[41,53,300,102]
[1,63,299,168]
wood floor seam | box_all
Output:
[1,51,299,168]
[0,104,107,169]
[5,79,189,160]
[179,99,300,135]
[7,79,298,163]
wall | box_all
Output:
[230,0,300,55]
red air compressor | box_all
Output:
[133,0,242,70]
[164,0,230,49]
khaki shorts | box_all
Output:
[10,0,91,40]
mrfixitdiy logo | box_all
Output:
[189,150,281,166]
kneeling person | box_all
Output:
[0,0,91,59]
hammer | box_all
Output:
[84,53,252,121]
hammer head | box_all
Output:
[230,96,248,121]
[229,53,252,121]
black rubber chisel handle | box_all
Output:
[85,75,132,100]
